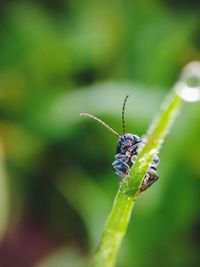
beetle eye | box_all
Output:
[124,133,133,141]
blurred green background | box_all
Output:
[0,1,200,267]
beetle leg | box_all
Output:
[112,158,129,168]
[113,165,129,179]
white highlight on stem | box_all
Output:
[175,61,200,102]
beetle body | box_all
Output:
[112,133,159,192]
[112,133,141,178]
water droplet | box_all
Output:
[175,61,200,102]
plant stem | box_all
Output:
[91,92,183,267]
[91,62,200,267]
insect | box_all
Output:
[80,95,159,192]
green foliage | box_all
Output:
[0,141,9,239]
[0,1,200,267]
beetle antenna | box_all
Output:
[80,113,121,138]
[122,95,129,135]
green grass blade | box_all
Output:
[91,62,200,267]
